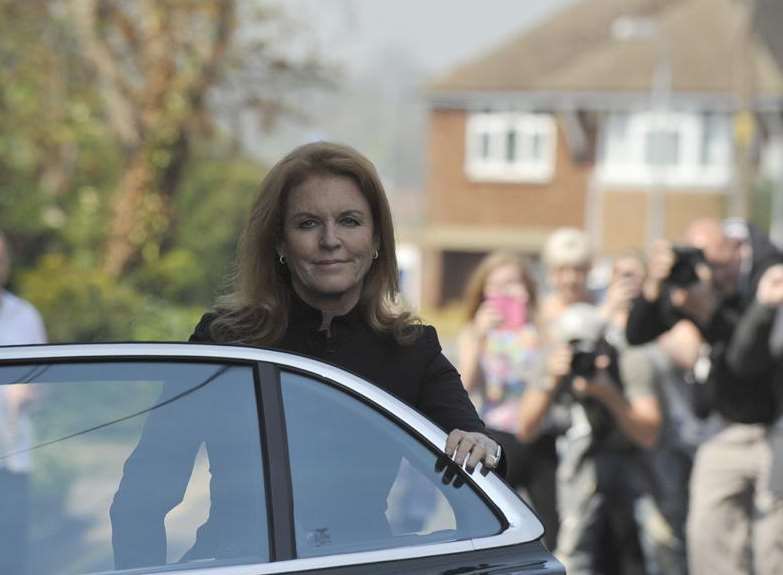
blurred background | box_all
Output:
[1,0,782,343]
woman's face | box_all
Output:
[549,263,589,305]
[279,174,377,310]
[483,263,528,300]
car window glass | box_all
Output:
[0,361,268,575]
[280,370,502,558]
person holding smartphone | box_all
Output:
[457,251,558,549]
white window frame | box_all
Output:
[598,111,732,188]
[465,112,557,183]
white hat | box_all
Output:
[543,227,592,268]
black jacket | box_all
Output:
[625,231,783,424]
[725,302,782,423]
[626,226,783,348]
[725,301,783,494]
[190,295,487,436]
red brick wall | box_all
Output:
[426,109,591,229]
[599,189,727,254]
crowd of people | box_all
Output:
[2,142,782,574]
[460,220,783,574]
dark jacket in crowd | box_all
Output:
[726,301,783,419]
[625,228,783,424]
[725,301,783,495]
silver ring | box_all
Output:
[485,454,498,468]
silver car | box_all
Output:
[0,343,564,574]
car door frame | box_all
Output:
[0,342,548,575]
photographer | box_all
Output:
[688,263,783,575]
[519,303,662,575]
[624,218,782,575]
[627,218,779,348]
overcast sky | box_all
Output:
[253,0,577,181]
[278,0,577,75]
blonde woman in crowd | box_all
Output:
[538,227,596,338]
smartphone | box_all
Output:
[487,294,527,330]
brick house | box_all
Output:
[420,0,783,308]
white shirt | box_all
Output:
[0,289,46,471]
[0,289,47,345]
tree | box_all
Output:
[65,0,327,276]
[0,0,331,342]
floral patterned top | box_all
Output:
[477,324,541,434]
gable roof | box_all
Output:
[754,0,783,73]
[431,0,783,104]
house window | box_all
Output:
[644,129,680,167]
[599,111,731,187]
[465,112,556,183]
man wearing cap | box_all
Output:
[519,303,662,575]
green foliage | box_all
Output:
[20,254,141,342]
[130,153,263,305]
[19,254,204,343]
[9,148,263,344]
[0,0,315,346]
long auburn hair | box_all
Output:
[462,251,538,322]
[210,141,419,346]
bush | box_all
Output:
[20,254,203,343]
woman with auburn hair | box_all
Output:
[199,141,498,459]
[206,140,413,347]
[111,142,502,568]
[457,251,559,549]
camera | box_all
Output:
[569,340,599,379]
[566,337,619,383]
[666,246,706,287]
[553,340,601,398]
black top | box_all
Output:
[190,295,487,435]
[627,228,783,348]
[625,233,783,424]
[626,292,777,424]
[725,301,783,496]
[625,292,742,348]
[725,301,782,424]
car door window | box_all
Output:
[280,370,502,558]
[0,361,268,575]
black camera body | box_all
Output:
[667,246,706,287]
[560,337,624,442]
[570,345,599,379]
[555,338,613,398]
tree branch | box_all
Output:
[69,0,140,147]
